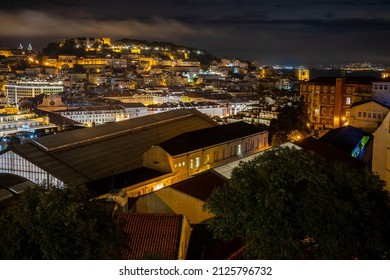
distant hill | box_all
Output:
[41,37,216,65]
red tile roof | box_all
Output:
[117,212,184,259]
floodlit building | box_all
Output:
[5,80,63,105]
[54,105,128,126]
[300,77,377,129]
[296,69,310,81]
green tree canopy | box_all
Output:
[204,146,390,259]
[269,98,310,146]
[0,184,125,260]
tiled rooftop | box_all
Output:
[117,212,184,260]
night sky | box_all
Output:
[1,0,389,65]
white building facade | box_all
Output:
[5,80,64,105]
[372,81,390,106]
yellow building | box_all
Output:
[0,49,13,57]
[372,111,390,189]
[124,122,269,197]
[101,37,111,46]
[132,171,226,224]
[381,70,390,79]
[349,100,389,132]
[296,69,310,81]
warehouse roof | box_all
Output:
[5,109,217,186]
[159,121,267,156]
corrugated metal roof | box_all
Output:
[11,109,217,185]
[118,212,184,260]
[213,151,266,179]
[32,108,215,151]
[159,121,266,156]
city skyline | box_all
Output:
[1,1,390,66]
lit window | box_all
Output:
[182,161,185,166]
[178,163,181,167]
[323,86,328,93]
[195,157,200,168]
[174,164,178,168]
[190,159,194,169]
[237,144,242,155]
[206,154,210,163]
[346,97,351,105]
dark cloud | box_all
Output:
[0,0,389,65]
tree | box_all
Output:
[269,97,310,147]
[0,184,126,260]
[204,147,390,259]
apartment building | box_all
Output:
[54,105,127,126]
[5,80,64,105]
[300,77,376,129]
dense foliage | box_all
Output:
[0,184,125,260]
[204,147,390,259]
[269,98,310,146]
